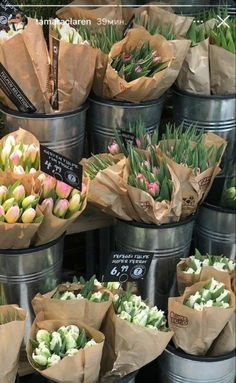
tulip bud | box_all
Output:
[22,195,37,209]
[4,205,20,223]
[43,176,57,198]
[53,199,69,218]
[12,185,25,203]
[0,186,8,204]
[29,168,37,174]
[4,135,15,147]
[70,188,80,197]
[68,193,81,214]
[41,198,54,212]
[10,149,22,166]
[21,208,36,223]
[3,198,15,212]
[56,181,72,199]
[108,141,120,155]
[13,165,25,175]
[1,146,12,165]
[24,144,38,163]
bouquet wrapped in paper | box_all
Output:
[157,125,227,217]
[100,290,173,378]
[176,249,236,295]
[0,18,51,113]
[168,268,235,356]
[32,275,113,330]
[0,305,27,383]
[27,313,104,383]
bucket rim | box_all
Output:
[173,85,236,101]
[0,102,89,119]
[116,214,196,229]
[166,344,236,362]
[202,202,236,215]
[89,92,166,107]
[0,233,65,255]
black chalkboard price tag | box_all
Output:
[120,130,136,149]
[104,252,153,283]
[40,145,83,190]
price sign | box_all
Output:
[120,130,136,149]
[40,145,83,190]
[104,252,153,283]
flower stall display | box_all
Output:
[100,290,173,377]
[177,249,236,294]
[32,275,112,330]
[27,314,104,383]
[168,269,235,356]
[157,124,226,217]
[0,305,27,383]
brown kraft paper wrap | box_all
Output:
[0,128,40,148]
[103,28,174,103]
[100,306,173,378]
[0,172,43,249]
[57,0,123,26]
[207,311,236,356]
[35,177,89,246]
[32,282,113,330]
[27,313,104,383]
[82,154,140,221]
[177,261,236,295]
[0,19,51,113]
[210,45,236,95]
[0,305,27,383]
[176,38,211,95]
[168,269,235,356]
[49,30,97,112]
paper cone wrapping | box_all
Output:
[27,314,104,383]
[168,269,235,356]
[103,28,174,102]
[177,262,236,295]
[0,305,27,383]
[0,19,51,113]
[176,38,211,95]
[32,282,113,330]
[49,30,97,112]
[0,171,43,249]
[93,49,109,97]
[157,133,227,218]
[207,311,236,356]
[210,45,236,95]
[35,177,89,246]
[100,306,173,378]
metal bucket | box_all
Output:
[195,202,236,259]
[158,344,236,383]
[172,87,236,175]
[87,94,166,154]
[115,216,195,311]
[0,102,88,163]
[0,235,64,344]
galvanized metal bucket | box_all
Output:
[0,102,88,163]
[158,344,236,383]
[0,235,64,345]
[115,216,195,311]
[172,87,236,175]
[87,94,166,154]
[195,202,236,259]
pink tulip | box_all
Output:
[152,51,161,64]
[108,141,120,155]
[136,138,142,148]
[13,185,25,203]
[53,199,69,218]
[43,176,57,198]
[135,65,142,73]
[137,173,146,182]
[56,181,72,199]
[21,208,36,223]
[0,186,8,204]
[4,205,20,223]
[123,53,133,62]
[144,160,151,170]
[147,182,159,197]
[152,166,160,175]
[41,198,54,212]
[10,149,22,166]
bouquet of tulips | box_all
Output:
[108,119,159,156]
[220,176,236,209]
[0,305,27,383]
[169,269,235,356]
[32,275,112,330]
[100,290,173,377]
[157,124,226,217]
[0,129,40,174]
[27,313,104,383]
[177,249,236,294]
